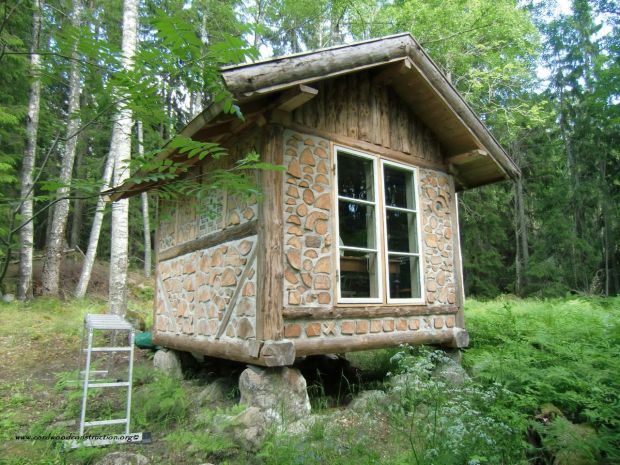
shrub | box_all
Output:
[385,346,526,465]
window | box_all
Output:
[334,147,423,304]
[382,160,423,302]
[335,149,382,303]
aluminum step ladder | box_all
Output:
[79,314,135,436]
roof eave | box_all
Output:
[111,33,519,200]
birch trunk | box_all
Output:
[70,146,84,248]
[17,0,42,300]
[75,151,114,298]
[108,0,139,315]
[137,121,151,278]
[41,0,83,296]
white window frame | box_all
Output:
[381,159,425,304]
[334,146,383,304]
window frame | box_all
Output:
[333,146,426,305]
[333,145,384,304]
[380,159,425,305]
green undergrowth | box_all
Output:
[464,296,620,464]
[261,347,524,465]
[1,295,619,465]
[261,297,620,465]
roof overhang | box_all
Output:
[111,33,518,200]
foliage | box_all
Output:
[259,421,383,465]
[132,372,190,430]
[2,295,619,464]
[384,346,525,465]
[465,297,620,463]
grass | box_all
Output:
[1,295,618,464]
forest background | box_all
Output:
[0,0,618,310]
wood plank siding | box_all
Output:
[291,72,444,166]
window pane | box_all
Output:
[338,153,374,201]
[340,250,379,299]
[386,210,418,253]
[388,255,421,299]
[384,166,415,209]
[339,201,376,249]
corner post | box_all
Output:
[256,124,285,341]
[449,176,466,329]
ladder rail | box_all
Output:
[125,331,135,434]
[79,329,93,436]
[79,314,135,436]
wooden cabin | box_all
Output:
[114,34,519,367]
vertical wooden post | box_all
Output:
[449,177,466,328]
[152,196,161,341]
[256,124,284,341]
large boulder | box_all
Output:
[238,366,310,422]
[153,349,182,379]
[96,452,149,465]
[227,406,271,451]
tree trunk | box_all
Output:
[75,151,114,298]
[516,175,529,290]
[108,0,139,316]
[41,0,83,296]
[17,0,42,300]
[190,0,208,118]
[600,155,610,296]
[136,121,151,278]
[70,146,84,248]
[514,180,522,296]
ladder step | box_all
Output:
[87,382,130,388]
[85,314,134,331]
[83,418,128,427]
[84,347,132,352]
[80,370,108,375]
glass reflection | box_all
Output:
[338,201,376,249]
[340,250,379,298]
[384,166,415,209]
[388,255,421,299]
[338,153,374,201]
[386,210,418,253]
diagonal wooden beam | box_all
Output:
[215,246,257,340]
[447,149,488,165]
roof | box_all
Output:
[112,33,519,200]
